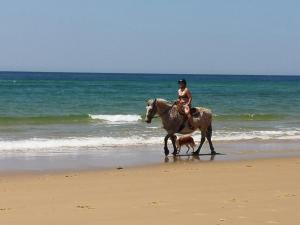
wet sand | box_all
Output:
[1,157,300,225]
[0,140,300,172]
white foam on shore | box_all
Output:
[0,130,299,155]
[0,136,163,153]
[212,130,300,141]
[89,114,142,123]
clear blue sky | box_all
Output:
[0,0,299,75]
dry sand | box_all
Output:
[0,157,300,225]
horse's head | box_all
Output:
[145,99,157,123]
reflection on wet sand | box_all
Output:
[164,154,216,163]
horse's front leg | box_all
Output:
[164,134,170,156]
[170,134,178,156]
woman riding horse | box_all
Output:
[177,79,194,129]
[145,79,216,156]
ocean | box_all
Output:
[0,72,299,165]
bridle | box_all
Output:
[147,99,158,120]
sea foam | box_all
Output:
[89,114,142,123]
[0,136,163,154]
[0,130,300,155]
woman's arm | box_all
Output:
[186,89,192,105]
[176,89,181,103]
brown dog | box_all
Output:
[174,135,196,154]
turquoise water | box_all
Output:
[0,72,299,155]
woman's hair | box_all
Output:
[178,79,187,86]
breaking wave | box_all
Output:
[0,114,142,125]
[88,114,141,123]
[0,129,299,155]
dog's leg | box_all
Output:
[177,145,181,154]
[186,144,190,154]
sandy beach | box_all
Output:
[1,157,299,225]
[1,0,300,223]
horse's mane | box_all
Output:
[155,98,180,119]
[156,98,174,106]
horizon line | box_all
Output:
[0,70,299,77]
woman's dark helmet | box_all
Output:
[178,79,187,85]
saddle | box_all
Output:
[177,106,200,118]
[176,107,199,133]
[190,107,200,117]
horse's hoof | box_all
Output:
[172,151,177,156]
[211,150,217,155]
[192,151,199,155]
[164,147,169,156]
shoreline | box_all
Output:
[0,139,299,173]
[0,154,299,177]
[1,157,299,225]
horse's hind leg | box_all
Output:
[206,124,216,155]
[193,131,206,155]
[164,134,170,156]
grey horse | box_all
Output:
[145,98,216,156]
